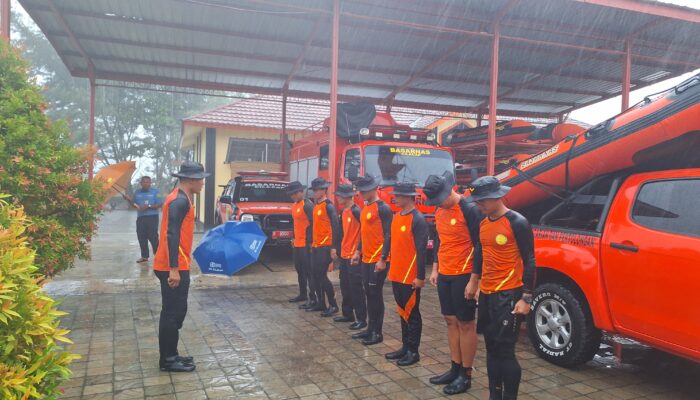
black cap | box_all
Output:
[355,175,378,192]
[423,171,455,206]
[286,181,306,194]
[310,177,331,190]
[390,182,419,197]
[171,161,211,179]
[334,183,357,198]
[466,176,511,202]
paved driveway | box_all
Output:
[50,210,699,399]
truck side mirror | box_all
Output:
[347,166,360,181]
[220,195,233,205]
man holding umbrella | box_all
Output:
[287,181,316,309]
[309,177,340,317]
[153,161,210,373]
[350,175,392,346]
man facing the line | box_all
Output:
[465,176,536,400]
[153,161,210,373]
[309,177,340,317]
[424,171,484,395]
[129,176,163,263]
[333,184,363,326]
[287,181,316,309]
[351,175,392,346]
[384,182,428,367]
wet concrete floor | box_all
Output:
[50,210,699,399]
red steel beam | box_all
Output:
[622,39,632,111]
[78,69,559,119]
[487,23,500,176]
[281,92,288,171]
[329,0,339,199]
[575,0,700,24]
[88,75,96,180]
[0,0,9,40]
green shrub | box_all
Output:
[0,39,104,276]
[0,197,79,399]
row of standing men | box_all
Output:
[286,172,536,400]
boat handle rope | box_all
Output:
[510,164,569,201]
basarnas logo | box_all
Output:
[209,261,223,271]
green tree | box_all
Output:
[0,39,104,276]
[11,10,228,192]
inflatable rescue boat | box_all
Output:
[499,73,700,209]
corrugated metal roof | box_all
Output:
[18,0,700,118]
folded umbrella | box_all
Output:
[193,221,267,276]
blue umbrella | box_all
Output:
[193,221,267,276]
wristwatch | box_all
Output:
[521,293,533,305]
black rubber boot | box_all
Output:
[385,346,408,360]
[397,351,420,366]
[429,361,460,385]
[443,367,472,395]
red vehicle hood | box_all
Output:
[236,202,292,214]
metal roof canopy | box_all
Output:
[14,0,700,176]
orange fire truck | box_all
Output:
[288,104,455,238]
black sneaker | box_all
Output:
[160,357,196,372]
[333,315,354,323]
[175,355,194,365]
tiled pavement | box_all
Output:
[50,211,699,399]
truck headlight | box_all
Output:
[359,128,370,136]
[240,214,254,222]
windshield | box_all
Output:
[364,145,454,187]
[236,182,291,203]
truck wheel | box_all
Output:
[527,283,601,367]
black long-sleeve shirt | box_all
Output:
[166,191,190,269]
[303,199,314,247]
[409,209,429,280]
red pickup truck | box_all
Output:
[524,168,700,366]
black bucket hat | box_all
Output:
[310,177,331,190]
[390,182,419,197]
[286,181,306,194]
[466,176,511,202]
[356,175,379,192]
[171,161,211,179]
[334,183,357,198]
[423,171,455,206]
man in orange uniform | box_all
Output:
[465,176,536,400]
[309,177,340,317]
[333,184,363,325]
[424,171,484,395]
[385,183,428,366]
[286,181,316,309]
[153,161,210,373]
[351,175,392,346]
